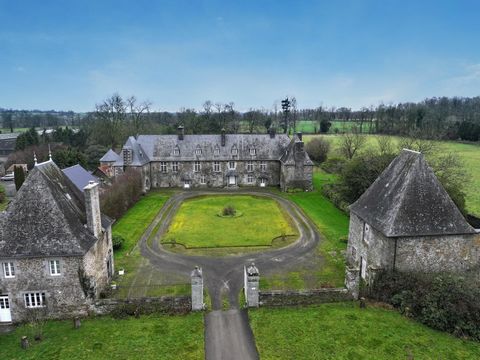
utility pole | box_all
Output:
[281,97,290,134]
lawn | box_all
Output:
[304,134,480,217]
[0,313,204,360]
[162,195,297,249]
[249,302,480,360]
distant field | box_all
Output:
[296,120,371,134]
[0,313,204,360]
[250,302,480,360]
[304,134,480,217]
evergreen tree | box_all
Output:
[14,165,25,191]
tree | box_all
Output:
[126,95,151,135]
[14,165,25,191]
[305,137,330,163]
[53,147,88,168]
[15,127,39,150]
[339,127,366,159]
[93,93,128,148]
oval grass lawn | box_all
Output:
[162,195,297,249]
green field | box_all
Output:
[296,120,371,134]
[304,134,480,217]
[250,302,480,360]
[162,195,297,249]
[0,313,204,360]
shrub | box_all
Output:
[222,205,236,216]
[321,157,347,174]
[305,137,330,164]
[112,235,125,251]
[369,271,480,340]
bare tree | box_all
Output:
[126,96,151,135]
[339,126,366,159]
[376,135,394,155]
[291,97,297,133]
[94,93,127,148]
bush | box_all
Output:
[112,235,125,251]
[222,205,236,216]
[305,137,330,164]
[321,156,347,174]
[369,271,480,340]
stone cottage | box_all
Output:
[101,127,313,192]
[345,149,479,296]
[0,159,114,323]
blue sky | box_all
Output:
[1,0,479,112]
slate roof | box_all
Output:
[100,149,120,162]
[62,164,98,193]
[280,135,314,166]
[115,134,311,165]
[350,149,476,237]
[0,160,111,258]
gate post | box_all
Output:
[191,266,204,311]
[244,263,260,307]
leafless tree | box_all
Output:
[339,126,366,159]
[126,96,151,135]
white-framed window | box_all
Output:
[195,146,202,156]
[213,161,220,172]
[260,161,267,171]
[194,161,201,172]
[24,292,46,308]
[250,148,256,156]
[247,161,254,172]
[363,223,370,245]
[3,262,15,278]
[247,174,254,183]
[200,175,206,184]
[231,146,238,156]
[361,257,367,280]
[49,260,61,276]
[173,146,180,156]
[172,161,179,172]
[214,146,220,156]
[160,162,167,173]
[229,161,236,170]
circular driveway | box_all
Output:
[139,190,322,310]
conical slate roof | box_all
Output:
[350,149,475,237]
[100,149,120,162]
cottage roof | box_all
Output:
[350,149,476,237]
[280,134,314,166]
[0,160,111,258]
[100,149,120,162]
[62,164,98,193]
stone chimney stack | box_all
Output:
[268,126,276,139]
[296,132,303,141]
[191,266,204,311]
[221,128,226,146]
[84,180,102,239]
[178,125,184,140]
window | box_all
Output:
[229,161,236,170]
[172,161,179,172]
[195,146,202,156]
[363,223,370,245]
[200,175,206,184]
[214,146,220,156]
[250,148,256,156]
[361,258,367,280]
[24,292,46,308]
[3,262,15,278]
[231,146,238,156]
[213,161,220,172]
[247,174,254,183]
[160,162,167,173]
[260,161,267,171]
[247,161,254,172]
[194,161,201,172]
[49,260,61,276]
[173,146,180,156]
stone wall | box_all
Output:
[93,296,192,315]
[83,227,113,297]
[259,288,352,307]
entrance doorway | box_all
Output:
[260,178,267,187]
[0,296,12,323]
[228,176,236,185]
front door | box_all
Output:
[260,178,266,187]
[0,296,12,323]
[229,176,236,185]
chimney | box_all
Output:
[221,128,226,146]
[268,126,276,139]
[178,125,184,140]
[296,132,303,141]
[84,180,102,239]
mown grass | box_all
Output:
[0,313,204,360]
[162,195,297,249]
[249,302,480,360]
[304,134,480,217]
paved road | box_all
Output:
[204,309,259,360]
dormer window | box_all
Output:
[195,146,202,156]
[231,145,238,156]
[250,148,256,156]
[214,145,220,156]
[173,146,180,156]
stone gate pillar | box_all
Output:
[345,266,360,300]
[191,266,204,311]
[244,263,260,307]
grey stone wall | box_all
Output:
[259,288,352,307]
[280,164,313,191]
[93,296,192,315]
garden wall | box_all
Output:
[259,288,352,307]
[93,295,191,316]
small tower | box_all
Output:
[191,266,204,311]
[244,263,260,307]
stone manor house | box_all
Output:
[100,127,313,192]
[0,159,113,324]
[346,149,480,296]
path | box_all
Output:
[204,309,259,360]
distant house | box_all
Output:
[62,164,99,193]
[0,159,113,323]
[102,127,313,192]
[98,149,120,179]
[0,133,19,162]
[6,164,28,175]
[92,165,113,185]
[345,149,479,296]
